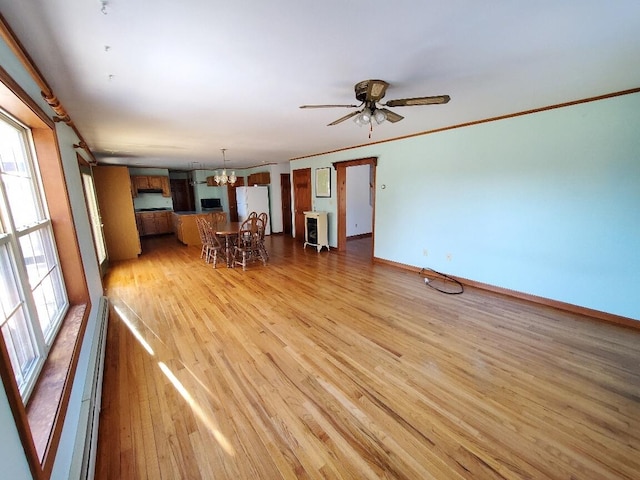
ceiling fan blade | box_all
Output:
[327,110,361,126]
[384,95,451,107]
[299,104,360,109]
[378,108,404,123]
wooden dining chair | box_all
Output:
[233,217,266,271]
[211,212,226,226]
[256,212,269,260]
[195,217,209,261]
[197,218,223,268]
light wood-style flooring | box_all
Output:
[96,234,640,479]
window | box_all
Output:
[0,109,68,401]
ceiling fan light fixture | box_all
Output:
[373,109,387,125]
[360,108,372,124]
[353,111,365,126]
[302,79,450,131]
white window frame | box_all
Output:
[0,109,69,401]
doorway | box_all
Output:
[170,177,194,212]
[81,164,108,276]
[333,157,377,255]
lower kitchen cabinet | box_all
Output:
[136,211,173,236]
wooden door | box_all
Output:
[280,173,292,236]
[227,177,245,222]
[292,168,311,242]
[170,178,194,212]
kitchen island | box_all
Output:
[172,211,227,246]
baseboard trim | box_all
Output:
[347,233,372,240]
[373,256,639,330]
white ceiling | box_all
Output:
[1,1,639,170]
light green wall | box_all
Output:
[1,35,106,480]
[291,92,640,320]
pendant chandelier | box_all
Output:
[213,148,237,186]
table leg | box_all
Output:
[225,236,232,267]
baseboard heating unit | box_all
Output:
[69,296,109,480]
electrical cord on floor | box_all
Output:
[419,267,464,295]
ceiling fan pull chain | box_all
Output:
[369,122,373,139]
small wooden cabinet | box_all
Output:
[303,211,329,252]
[136,211,173,236]
[131,175,171,197]
[247,171,270,185]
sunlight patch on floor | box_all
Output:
[158,361,236,456]
[114,304,155,356]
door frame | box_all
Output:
[80,162,109,276]
[332,157,377,253]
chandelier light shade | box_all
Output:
[214,148,236,186]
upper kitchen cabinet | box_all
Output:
[131,175,171,197]
[247,172,270,185]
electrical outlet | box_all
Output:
[446,253,452,261]
[422,248,428,257]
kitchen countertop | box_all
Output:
[172,211,212,216]
[135,208,173,212]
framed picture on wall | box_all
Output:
[315,167,331,197]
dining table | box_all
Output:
[214,221,242,267]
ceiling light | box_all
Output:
[353,107,388,127]
[373,109,387,125]
[214,148,237,186]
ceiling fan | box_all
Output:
[299,79,450,128]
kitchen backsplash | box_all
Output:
[133,192,174,211]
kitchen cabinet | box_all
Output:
[131,175,171,197]
[93,166,141,260]
[247,172,270,185]
[136,211,173,236]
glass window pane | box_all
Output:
[0,120,41,229]
[3,174,40,228]
[20,230,47,288]
[19,227,59,286]
[0,243,22,324]
[0,118,29,175]
[33,269,65,339]
[1,307,38,388]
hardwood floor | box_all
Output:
[96,234,640,479]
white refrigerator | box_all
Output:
[236,186,271,234]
